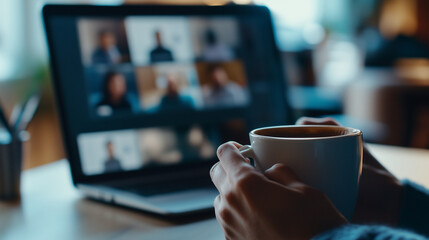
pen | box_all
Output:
[0,102,11,134]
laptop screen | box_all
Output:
[44,5,288,180]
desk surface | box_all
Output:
[1,144,428,240]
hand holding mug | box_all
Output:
[210,142,347,240]
[296,117,403,225]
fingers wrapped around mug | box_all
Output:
[264,163,301,186]
[296,117,340,126]
[210,142,262,196]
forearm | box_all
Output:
[314,180,429,239]
[398,180,429,236]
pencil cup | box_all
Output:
[0,130,29,200]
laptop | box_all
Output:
[43,4,289,216]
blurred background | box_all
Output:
[1,0,428,169]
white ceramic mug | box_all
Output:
[239,125,363,220]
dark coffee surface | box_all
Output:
[254,127,349,138]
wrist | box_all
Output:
[352,165,403,225]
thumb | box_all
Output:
[264,164,301,186]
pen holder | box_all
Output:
[0,130,29,200]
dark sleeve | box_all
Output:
[313,224,428,240]
[314,180,429,240]
[123,99,132,110]
[92,49,102,64]
[167,50,174,61]
[149,50,155,63]
[398,180,429,236]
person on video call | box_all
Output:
[210,117,429,240]
[149,30,174,63]
[96,71,132,115]
[200,29,234,61]
[203,65,247,108]
[103,141,123,173]
[158,74,194,112]
[92,30,122,64]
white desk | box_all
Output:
[0,144,428,240]
[367,144,429,187]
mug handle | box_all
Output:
[239,145,257,167]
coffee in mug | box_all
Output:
[239,125,363,220]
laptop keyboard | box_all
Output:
[113,178,215,197]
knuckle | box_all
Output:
[266,164,298,179]
[235,172,261,192]
[323,117,340,126]
[209,162,219,178]
[271,163,288,173]
[216,146,225,158]
[224,229,235,240]
[299,184,314,194]
[299,185,325,198]
[315,190,329,199]
[213,195,221,208]
[224,190,237,205]
[295,116,309,125]
[235,165,252,177]
[218,206,233,222]
[217,142,233,158]
[269,163,296,176]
